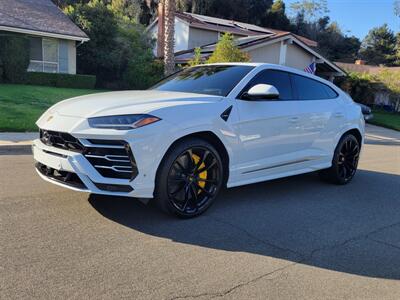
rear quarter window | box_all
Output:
[292,74,338,100]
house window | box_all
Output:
[28,37,59,73]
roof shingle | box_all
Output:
[0,0,88,40]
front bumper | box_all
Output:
[33,138,154,198]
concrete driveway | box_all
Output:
[1,124,400,299]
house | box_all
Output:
[0,0,89,74]
[148,12,345,81]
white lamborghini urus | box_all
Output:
[33,63,365,218]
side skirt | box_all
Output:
[227,161,331,188]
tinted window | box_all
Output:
[245,69,293,100]
[323,85,339,98]
[292,74,337,100]
[153,65,254,96]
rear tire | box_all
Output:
[155,137,224,218]
[319,134,360,185]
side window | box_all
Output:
[323,85,339,98]
[245,69,294,100]
[292,74,337,100]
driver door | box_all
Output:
[234,69,302,176]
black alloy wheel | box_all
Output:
[337,137,360,182]
[156,138,223,218]
[320,134,360,184]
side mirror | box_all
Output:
[243,84,280,100]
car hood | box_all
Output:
[46,90,222,118]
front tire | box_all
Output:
[155,137,224,218]
[320,134,360,185]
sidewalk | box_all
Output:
[0,132,38,146]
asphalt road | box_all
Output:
[1,124,400,300]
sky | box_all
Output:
[284,0,399,40]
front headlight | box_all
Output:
[88,114,161,130]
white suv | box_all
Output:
[33,63,365,218]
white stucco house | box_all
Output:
[148,12,345,80]
[0,0,89,74]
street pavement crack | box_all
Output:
[305,220,400,261]
[169,261,299,300]
[170,220,400,300]
[209,216,305,258]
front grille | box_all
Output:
[36,162,86,189]
[39,129,138,180]
[40,129,84,152]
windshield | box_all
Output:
[152,65,254,96]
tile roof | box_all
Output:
[175,33,344,75]
[175,33,291,62]
[0,0,88,40]
[335,62,400,74]
[175,12,317,47]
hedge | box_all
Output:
[26,72,96,89]
[0,34,30,83]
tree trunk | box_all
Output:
[163,0,175,75]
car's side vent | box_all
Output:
[220,106,233,122]
[83,141,138,181]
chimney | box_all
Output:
[355,59,366,65]
[157,1,165,58]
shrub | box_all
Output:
[335,72,378,105]
[0,34,30,83]
[188,47,203,67]
[207,33,250,64]
[336,70,400,111]
[26,72,96,89]
[0,59,3,83]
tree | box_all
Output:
[264,0,291,30]
[188,47,203,66]
[65,0,161,88]
[395,0,400,16]
[317,21,361,62]
[176,0,273,26]
[247,0,273,26]
[207,33,250,63]
[109,0,142,21]
[290,0,328,21]
[139,0,158,25]
[163,0,176,75]
[359,24,397,66]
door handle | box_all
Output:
[289,117,300,123]
[334,112,344,118]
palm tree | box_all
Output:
[163,0,176,75]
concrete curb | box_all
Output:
[0,132,37,154]
[0,144,32,155]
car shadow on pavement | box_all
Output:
[89,169,400,280]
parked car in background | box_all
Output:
[33,63,365,218]
[356,103,374,121]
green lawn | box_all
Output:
[0,84,104,132]
[370,110,400,132]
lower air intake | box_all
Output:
[83,140,138,180]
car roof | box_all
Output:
[204,63,336,86]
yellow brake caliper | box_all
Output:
[192,154,207,193]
